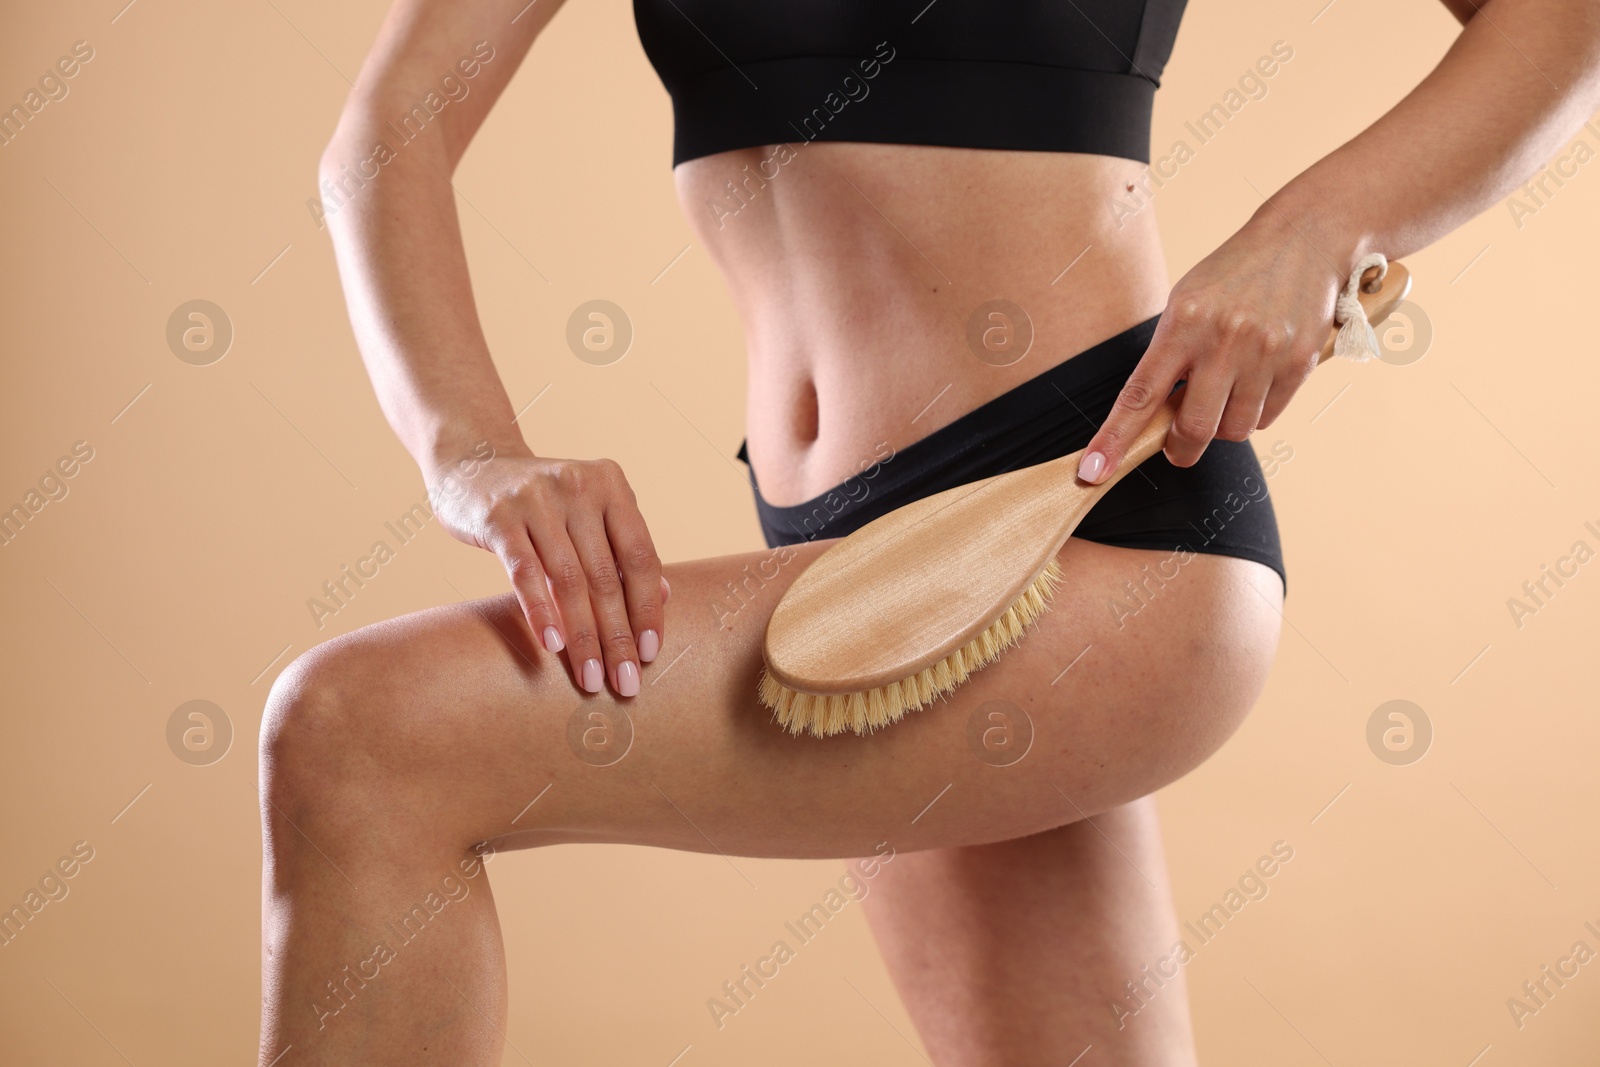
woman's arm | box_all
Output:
[320,0,669,699]
[321,0,557,465]
[1078,0,1600,482]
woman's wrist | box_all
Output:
[421,424,532,481]
[1244,177,1380,283]
[420,431,529,516]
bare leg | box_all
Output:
[859,796,1196,1067]
[258,537,1280,1064]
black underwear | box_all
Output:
[735,315,1288,596]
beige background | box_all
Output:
[3,0,1598,1062]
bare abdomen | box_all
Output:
[674,141,1173,505]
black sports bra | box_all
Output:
[634,0,1189,167]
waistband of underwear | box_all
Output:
[736,313,1162,544]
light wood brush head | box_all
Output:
[760,260,1413,738]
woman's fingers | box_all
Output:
[565,504,642,699]
[489,528,566,655]
[1078,292,1312,479]
[1164,368,1234,468]
[1077,321,1189,485]
[604,492,666,667]
[528,524,608,694]
[1216,370,1272,442]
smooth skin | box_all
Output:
[263,0,1600,1062]
[262,538,1276,1062]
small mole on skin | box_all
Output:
[1125,182,1135,192]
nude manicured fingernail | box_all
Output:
[660,576,671,603]
[543,626,564,653]
[1078,450,1106,482]
[617,661,640,698]
[581,658,603,693]
[638,629,660,663]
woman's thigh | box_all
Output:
[262,537,1283,860]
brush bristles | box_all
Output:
[759,558,1065,738]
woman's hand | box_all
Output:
[1077,214,1344,484]
[426,444,669,698]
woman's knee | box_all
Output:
[259,636,379,825]
[259,609,567,846]
[257,624,475,819]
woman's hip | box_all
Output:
[737,313,1290,596]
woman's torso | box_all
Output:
[634,0,1189,503]
[674,144,1170,505]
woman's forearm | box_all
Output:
[1250,0,1600,274]
[320,115,530,475]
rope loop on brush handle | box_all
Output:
[1332,251,1389,362]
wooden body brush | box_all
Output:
[760,258,1412,738]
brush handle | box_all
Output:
[1105,260,1412,484]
